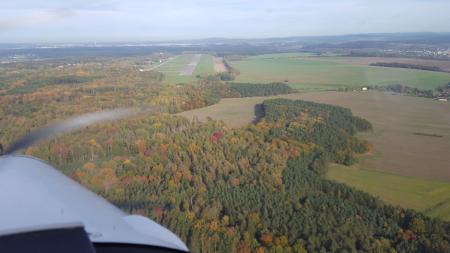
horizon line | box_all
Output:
[1,31,450,45]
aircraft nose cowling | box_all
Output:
[0,155,189,252]
[124,215,189,252]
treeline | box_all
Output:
[229,83,293,97]
[368,83,450,100]
[370,62,444,72]
[25,98,449,253]
[211,58,240,81]
[216,72,235,81]
[223,58,240,75]
[7,75,95,95]
[368,84,435,98]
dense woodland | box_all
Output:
[0,57,449,253]
[0,57,224,145]
[23,99,450,253]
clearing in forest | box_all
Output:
[153,54,214,84]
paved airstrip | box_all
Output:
[180,54,202,76]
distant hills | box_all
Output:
[1,32,449,58]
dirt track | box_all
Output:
[214,57,227,73]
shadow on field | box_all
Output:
[253,104,264,124]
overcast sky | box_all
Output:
[1,0,449,43]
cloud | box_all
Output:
[0,0,117,11]
[0,0,449,42]
[0,9,77,31]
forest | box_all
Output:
[23,98,450,253]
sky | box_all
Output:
[0,0,449,43]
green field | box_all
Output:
[156,54,214,84]
[193,54,214,76]
[327,164,450,221]
[229,53,450,90]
